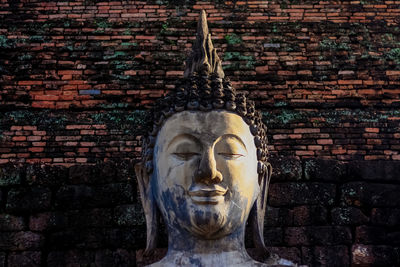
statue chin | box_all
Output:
[185,207,229,239]
[172,196,248,240]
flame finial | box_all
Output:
[184,10,225,78]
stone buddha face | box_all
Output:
[153,110,259,239]
[135,10,275,266]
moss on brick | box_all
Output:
[225,33,242,45]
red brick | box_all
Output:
[365,128,379,133]
[338,80,363,85]
[27,136,41,141]
[392,155,400,160]
[81,142,96,147]
[317,139,333,145]
[28,147,44,152]
[294,128,320,134]
[12,136,26,141]
[81,130,95,135]
[18,81,43,85]
[296,151,315,156]
[332,149,347,155]
[88,36,111,40]
[166,71,184,77]
[23,126,37,131]
[33,131,46,136]
[15,131,30,136]
[32,101,55,108]
[58,70,82,75]
[135,35,156,40]
[65,142,78,146]
[386,70,400,75]
[55,136,81,141]
[255,66,269,74]
[273,134,288,140]
[32,142,46,147]
[76,158,87,163]
[92,125,107,129]
[66,125,91,130]
[10,126,22,131]
[308,145,323,150]
[1,154,16,158]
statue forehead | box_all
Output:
[156,110,252,142]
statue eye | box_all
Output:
[173,152,200,160]
[218,153,244,160]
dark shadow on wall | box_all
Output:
[1,158,399,266]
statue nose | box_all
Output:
[195,149,223,185]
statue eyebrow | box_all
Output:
[167,133,201,150]
[216,134,247,152]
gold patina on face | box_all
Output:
[153,110,259,238]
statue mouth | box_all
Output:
[188,184,228,204]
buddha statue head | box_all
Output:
[135,10,275,266]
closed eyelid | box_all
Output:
[167,133,201,150]
[215,134,247,152]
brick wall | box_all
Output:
[0,0,399,266]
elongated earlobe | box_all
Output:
[249,162,273,260]
[135,162,159,256]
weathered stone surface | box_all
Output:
[94,249,136,267]
[352,244,399,266]
[29,212,67,231]
[265,247,301,266]
[105,228,142,249]
[262,227,283,246]
[371,208,400,226]
[69,165,99,184]
[136,248,167,267]
[0,252,5,267]
[96,160,135,183]
[284,226,352,246]
[49,229,106,250]
[304,159,347,181]
[355,226,387,244]
[302,246,349,267]
[55,185,95,209]
[269,183,336,206]
[47,250,95,267]
[8,251,41,267]
[348,161,400,181]
[0,164,23,186]
[264,206,293,227]
[269,156,302,181]
[6,187,51,213]
[68,208,113,228]
[56,183,133,209]
[26,164,68,186]
[0,214,26,231]
[331,207,369,225]
[114,204,145,226]
[292,205,328,226]
[341,182,400,207]
[386,232,400,246]
[0,232,44,251]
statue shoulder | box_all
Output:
[258,253,303,267]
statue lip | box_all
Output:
[188,184,228,197]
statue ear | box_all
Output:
[249,162,272,260]
[135,162,159,256]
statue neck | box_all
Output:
[159,226,253,266]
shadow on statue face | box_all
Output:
[152,110,260,239]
